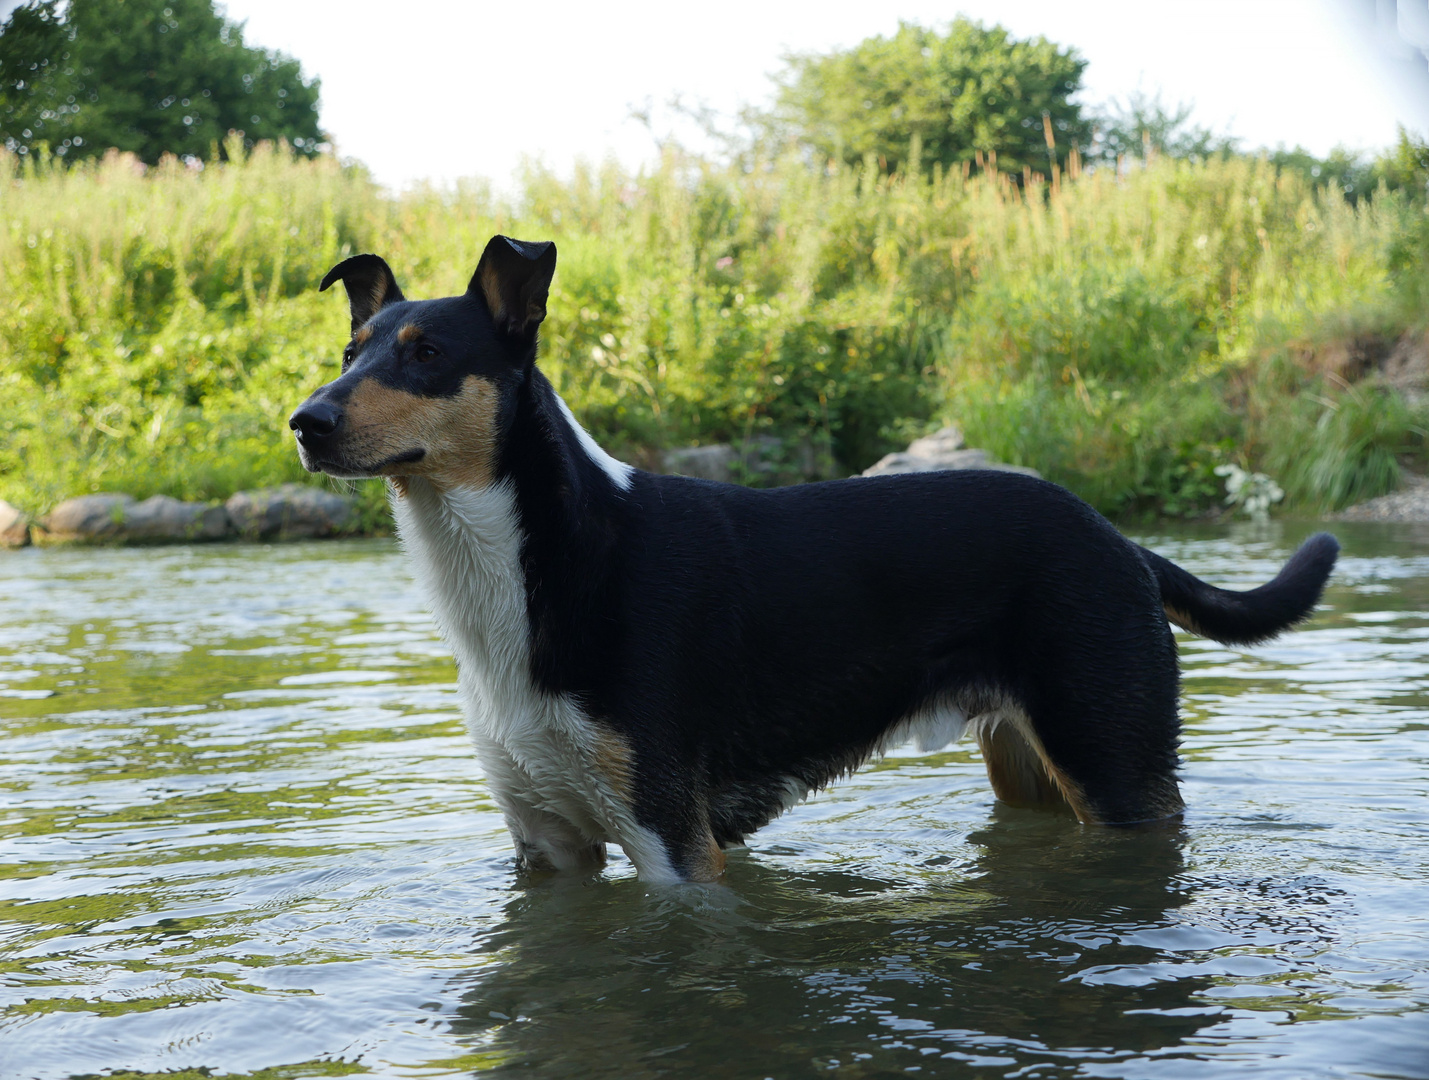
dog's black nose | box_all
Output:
[289,401,342,441]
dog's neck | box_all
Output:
[392,477,528,685]
[500,366,633,507]
[390,371,631,686]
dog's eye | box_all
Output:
[341,344,355,370]
[416,343,439,362]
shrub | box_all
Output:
[1,141,1425,522]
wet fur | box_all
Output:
[290,238,1340,883]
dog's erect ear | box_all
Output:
[319,254,407,333]
[468,236,557,341]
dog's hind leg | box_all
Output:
[1009,617,1186,826]
[974,711,1079,813]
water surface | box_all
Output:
[1,522,1426,1078]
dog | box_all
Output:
[289,235,1339,883]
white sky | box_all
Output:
[5,0,1428,188]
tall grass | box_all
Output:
[940,155,1425,513]
[1,141,1425,521]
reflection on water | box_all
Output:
[0,523,1426,1078]
[452,818,1209,1077]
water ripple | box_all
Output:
[0,525,1426,1078]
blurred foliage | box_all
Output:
[767,18,1090,176]
[1,127,1427,523]
[1088,91,1238,165]
[0,0,322,164]
[940,148,1429,517]
[1265,128,1429,205]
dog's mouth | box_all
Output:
[300,446,426,478]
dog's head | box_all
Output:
[289,235,556,490]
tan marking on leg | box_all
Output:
[397,323,422,344]
[686,835,726,882]
[977,717,1070,810]
[341,375,500,490]
[591,726,635,807]
[976,713,1098,824]
[353,325,373,345]
[1164,605,1203,636]
[587,728,724,882]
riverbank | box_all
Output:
[0,425,1028,547]
[1334,473,1429,522]
[3,144,1427,523]
[6,431,1419,548]
[0,485,360,548]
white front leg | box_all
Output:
[476,736,607,872]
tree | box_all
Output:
[1261,130,1428,204]
[1367,127,1429,197]
[770,19,1091,176]
[0,0,322,163]
[1089,92,1237,164]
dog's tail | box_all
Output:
[1137,532,1339,646]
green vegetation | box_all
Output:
[2,132,1426,525]
[3,9,1423,527]
[769,18,1089,176]
[1,0,322,164]
[1090,92,1237,166]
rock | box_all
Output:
[662,444,738,483]
[662,436,834,486]
[39,493,136,541]
[225,484,355,539]
[862,426,1040,479]
[1301,329,1429,404]
[905,425,965,458]
[121,495,231,541]
[864,446,993,476]
[0,498,30,547]
[1336,474,1429,523]
[1380,331,1429,403]
[38,492,233,543]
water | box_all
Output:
[0,521,1426,1079]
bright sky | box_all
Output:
[6,0,1428,187]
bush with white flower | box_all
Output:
[1214,464,1284,521]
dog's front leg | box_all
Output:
[506,805,607,873]
[613,768,726,884]
[475,736,607,874]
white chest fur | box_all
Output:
[392,478,676,880]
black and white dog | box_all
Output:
[289,236,1339,883]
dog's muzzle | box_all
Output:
[289,400,342,442]
[289,400,345,473]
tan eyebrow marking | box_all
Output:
[397,323,423,344]
[353,325,373,345]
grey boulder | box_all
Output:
[121,495,231,541]
[862,426,1040,479]
[39,493,231,542]
[0,498,30,547]
[661,436,833,486]
[225,484,355,539]
[907,425,967,459]
[662,444,738,483]
[39,494,136,541]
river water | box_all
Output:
[0,522,1426,1079]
